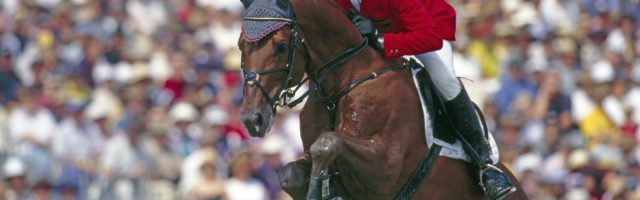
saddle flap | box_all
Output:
[408,59,456,144]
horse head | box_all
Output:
[239,0,378,137]
[238,0,307,137]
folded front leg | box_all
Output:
[307,131,404,199]
[307,132,344,200]
[280,155,312,200]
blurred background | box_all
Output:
[0,0,638,199]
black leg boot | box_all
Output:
[443,89,516,200]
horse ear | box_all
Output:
[240,0,254,8]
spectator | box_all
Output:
[255,135,286,200]
[7,88,55,183]
[575,62,620,147]
[495,59,537,115]
[58,184,80,200]
[140,120,181,199]
[162,53,189,102]
[31,180,53,200]
[3,157,29,200]
[621,107,639,138]
[225,151,267,200]
[51,102,95,195]
[552,37,580,96]
[167,101,202,159]
[202,104,231,161]
[180,133,226,195]
[98,119,149,199]
[0,50,20,104]
[84,103,116,158]
[186,156,226,200]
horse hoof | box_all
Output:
[280,161,311,199]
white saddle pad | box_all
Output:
[410,67,500,164]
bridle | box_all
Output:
[241,5,370,114]
[241,7,304,113]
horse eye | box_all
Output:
[276,43,288,54]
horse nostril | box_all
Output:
[253,113,264,132]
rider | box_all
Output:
[335,0,516,199]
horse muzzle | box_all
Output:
[241,111,272,137]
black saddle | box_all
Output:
[405,58,457,144]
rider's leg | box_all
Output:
[415,41,516,200]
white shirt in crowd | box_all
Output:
[100,133,141,178]
[8,106,56,147]
[52,118,93,160]
[225,178,267,200]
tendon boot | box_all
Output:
[443,89,516,200]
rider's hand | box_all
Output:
[352,16,384,50]
[353,16,375,35]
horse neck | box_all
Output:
[294,0,391,95]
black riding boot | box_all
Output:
[444,89,516,200]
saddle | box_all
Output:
[405,58,457,144]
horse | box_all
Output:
[238,0,529,199]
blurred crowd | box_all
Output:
[0,0,304,199]
[451,0,640,199]
[0,0,639,200]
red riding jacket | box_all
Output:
[336,0,456,59]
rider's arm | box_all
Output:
[381,0,456,59]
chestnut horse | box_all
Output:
[238,0,528,199]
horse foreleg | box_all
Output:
[280,155,312,200]
[308,131,406,199]
[307,132,344,200]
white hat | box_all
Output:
[3,157,26,178]
[170,102,199,122]
[93,62,115,84]
[524,57,548,74]
[260,135,285,155]
[590,60,614,84]
[203,105,229,126]
[501,0,523,13]
[128,62,149,84]
[114,61,134,84]
[605,29,626,54]
[84,103,109,120]
[565,188,590,200]
[510,3,538,28]
[223,50,242,71]
[512,153,542,177]
[567,149,590,170]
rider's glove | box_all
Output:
[352,16,384,50]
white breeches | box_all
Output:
[415,41,461,101]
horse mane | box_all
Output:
[292,0,364,55]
